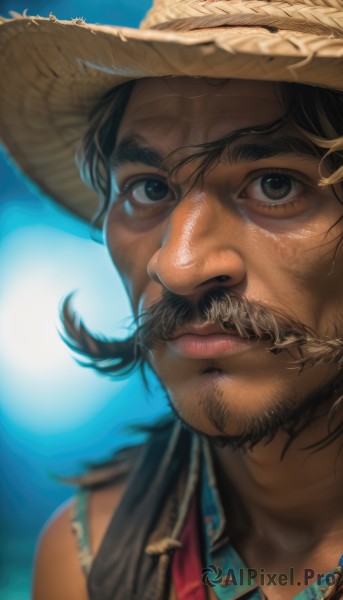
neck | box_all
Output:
[211,410,343,555]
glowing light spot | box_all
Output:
[0,224,131,433]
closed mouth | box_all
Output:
[171,322,242,340]
[167,323,257,359]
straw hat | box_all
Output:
[0,0,343,223]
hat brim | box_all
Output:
[1,15,343,224]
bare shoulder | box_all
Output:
[32,480,127,600]
[32,497,88,600]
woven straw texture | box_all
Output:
[0,0,342,222]
[142,0,343,33]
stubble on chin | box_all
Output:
[165,372,343,454]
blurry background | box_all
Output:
[0,1,169,598]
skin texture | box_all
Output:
[33,78,343,600]
[106,77,342,438]
[104,78,343,599]
[32,482,126,600]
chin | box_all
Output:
[157,358,337,446]
[164,371,292,437]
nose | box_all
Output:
[147,191,246,296]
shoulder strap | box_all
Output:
[87,419,196,600]
[71,487,93,577]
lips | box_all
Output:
[168,323,255,359]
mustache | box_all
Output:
[135,288,343,372]
[61,288,343,378]
[136,288,309,356]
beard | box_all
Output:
[135,288,343,456]
[163,371,343,458]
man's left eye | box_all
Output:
[130,179,173,204]
[243,173,304,203]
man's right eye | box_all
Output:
[122,177,174,206]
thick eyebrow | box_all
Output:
[227,137,320,164]
[111,134,320,173]
[112,136,166,171]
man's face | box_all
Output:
[104,77,343,439]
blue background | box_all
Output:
[0,1,169,598]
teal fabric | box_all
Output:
[201,459,336,600]
[71,487,93,576]
[70,439,340,600]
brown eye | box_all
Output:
[260,174,292,200]
[242,172,305,205]
[131,179,173,205]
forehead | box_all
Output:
[116,77,286,147]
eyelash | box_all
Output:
[120,175,169,198]
[239,168,308,210]
[117,168,311,213]
[117,175,174,211]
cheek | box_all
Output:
[274,231,343,285]
[270,235,322,283]
[261,226,343,329]
[105,211,161,311]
